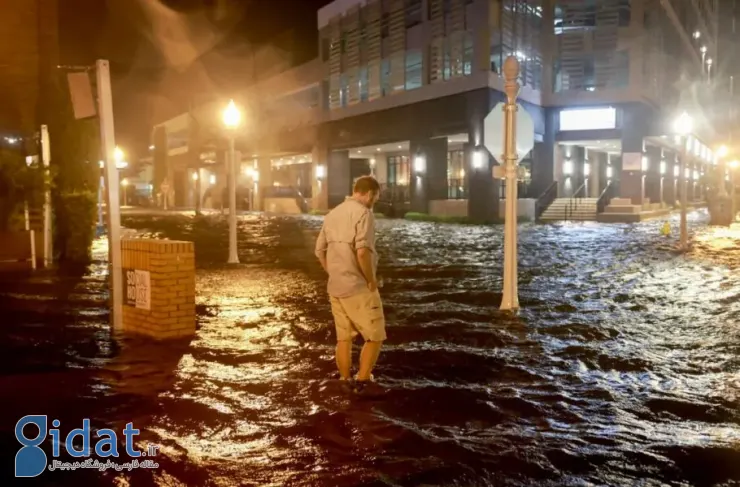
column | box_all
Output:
[466,93,500,222]
[327,150,351,208]
[587,149,600,198]
[645,144,662,205]
[620,108,647,205]
[555,144,566,196]
[255,158,272,211]
[312,143,329,211]
[373,153,388,184]
[409,137,447,214]
[665,152,677,207]
[687,162,696,202]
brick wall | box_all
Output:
[121,239,196,340]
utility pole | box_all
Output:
[40,125,52,268]
[96,59,123,330]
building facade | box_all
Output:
[150,0,725,219]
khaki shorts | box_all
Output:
[330,289,387,342]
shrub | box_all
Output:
[55,191,97,264]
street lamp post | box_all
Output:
[674,112,693,251]
[223,100,241,264]
[731,160,739,221]
[121,178,129,207]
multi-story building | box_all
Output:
[151,0,724,220]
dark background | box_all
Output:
[59,0,331,158]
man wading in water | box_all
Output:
[315,176,385,394]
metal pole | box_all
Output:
[96,59,123,330]
[228,136,239,264]
[680,138,689,251]
[40,125,52,268]
[25,202,36,270]
[98,174,104,228]
[500,56,520,312]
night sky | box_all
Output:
[59,0,331,158]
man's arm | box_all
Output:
[355,211,377,291]
[315,226,328,273]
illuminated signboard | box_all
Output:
[559,107,617,131]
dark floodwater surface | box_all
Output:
[2,210,740,486]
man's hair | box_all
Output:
[353,175,381,195]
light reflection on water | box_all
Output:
[1,209,740,485]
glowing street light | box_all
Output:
[223,99,241,130]
[718,145,729,158]
[222,100,242,264]
[673,111,693,251]
[113,146,128,169]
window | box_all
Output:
[447,150,466,199]
[463,33,474,75]
[618,0,631,27]
[381,12,390,38]
[381,58,391,96]
[405,50,423,90]
[405,0,422,28]
[340,74,349,107]
[359,66,369,102]
[388,156,411,186]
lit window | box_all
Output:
[405,50,423,91]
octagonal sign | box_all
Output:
[484,102,535,164]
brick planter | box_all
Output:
[121,239,196,339]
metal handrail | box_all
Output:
[596,181,614,214]
[535,181,558,220]
[565,181,587,221]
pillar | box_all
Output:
[255,158,272,211]
[620,106,647,205]
[312,143,329,211]
[466,94,500,222]
[373,153,388,184]
[409,138,447,214]
[645,144,662,205]
[665,152,677,207]
[327,150,351,208]
[561,145,584,198]
[587,149,601,198]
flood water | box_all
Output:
[2,209,740,486]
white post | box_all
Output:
[680,139,688,251]
[98,175,104,228]
[96,59,123,330]
[25,202,36,270]
[40,125,52,268]
[228,136,239,264]
[500,57,520,312]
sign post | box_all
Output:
[483,56,533,312]
[96,59,123,330]
[40,125,52,268]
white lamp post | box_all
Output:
[121,178,129,207]
[673,112,693,251]
[223,100,241,264]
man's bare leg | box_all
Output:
[336,340,353,380]
[357,340,382,381]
